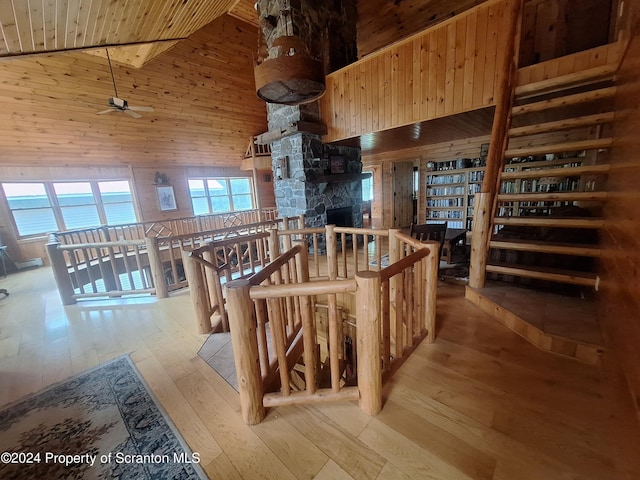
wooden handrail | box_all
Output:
[157,219,279,242]
[379,248,430,282]
[56,240,145,250]
[250,278,357,300]
[249,245,302,286]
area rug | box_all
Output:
[0,356,206,480]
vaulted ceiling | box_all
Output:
[0,0,257,67]
[0,0,609,169]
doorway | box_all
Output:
[392,161,414,227]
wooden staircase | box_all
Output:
[487,58,617,292]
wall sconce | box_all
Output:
[275,156,289,180]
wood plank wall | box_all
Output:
[601,7,640,421]
[362,135,491,227]
[0,14,266,168]
[319,0,515,144]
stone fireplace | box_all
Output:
[268,113,363,229]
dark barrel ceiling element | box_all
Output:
[254,0,327,105]
[254,35,325,105]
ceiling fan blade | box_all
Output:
[124,109,142,119]
[97,108,116,115]
[128,106,154,112]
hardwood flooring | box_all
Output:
[1,267,639,479]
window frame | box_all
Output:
[187,176,256,215]
[1,179,138,239]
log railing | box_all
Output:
[181,230,273,334]
[46,237,156,304]
[47,214,281,305]
[274,224,391,281]
[222,227,439,424]
[54,208,278,245]
[151,219,280,294]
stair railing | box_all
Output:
[223,226,439,424]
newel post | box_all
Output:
[225,279,265,425]
[268,228,280,261]
[181,249,212,334]
[46,234,76,306]
[388,228,401,352]
[325,224,338,280]
[421,240,439,343]
[355,270,382,416]
[469,192,493,288]
[145,236,168,298]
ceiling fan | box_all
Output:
[96,49,154,118]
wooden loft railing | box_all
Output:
[240,136,272,171]
[192,225,439,424]
[319,0,517,143]
[46,210,281,305]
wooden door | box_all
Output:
[392,161,414,227]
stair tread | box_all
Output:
[501,164,610,179]
[493,216,604,228]
[489,239,601,257]
[486,262,596,286]
[511,86,617,116]
[515,64,617,98]
[508,112,615,138]
[505,138,613,158]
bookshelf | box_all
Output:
[425,162,485,235]
[496,154,598,217]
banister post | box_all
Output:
[203,248,228,331]
[268,228,280,261]
[225,279,265,425]
[293,238,317,393]
[469,192,493,289]
[388,228,401,355]
[145,237,168,298]
[46,234,76,306]
[325,225,337,281]
[181,249,212,334]
[421,240,439,343]
[355,270,382,416]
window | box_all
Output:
[98,181,137,225]
[362,172,374,201]
[2,183,58,236]
[53,182,100,230]
[188,177,254,215]
[2,180,138,237]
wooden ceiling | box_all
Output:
[333,108,495,155]
[0,0,251,67]
[0,14,267,167]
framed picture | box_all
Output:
[330,156,345,174]
[156,185,177,211]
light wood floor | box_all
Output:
[1,267,639,480]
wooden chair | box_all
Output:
[409,222,447,265]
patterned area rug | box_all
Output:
[0,356,206,480]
